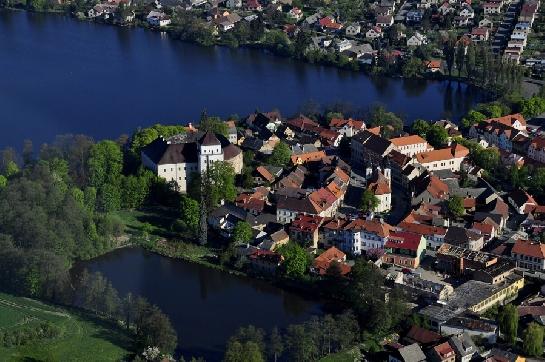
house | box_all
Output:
[311,246,352,276]
[226,0,242,8]
[388,343,427,362]
[215,13,242,31]
[376,15,394,27]
[527,136,545,163]
[404,325,441,345]
[257,229,289,251]
[329,118,365,137]
[208,204,257,237]
[382,231,427,269]
[470,27,489,41]
[441,317,498,344]
[449,333,478,362]
[338,218,394,255]
[424,60,442,73]
[410,173,450,206]
[246,0,262,11]
[146,10,171,26]
[483,2,502,14]
[407,32,428,46]
[335,39,353,52]
[345,23,361,36]
[415,143,469,172]
[248,249,284,274]
[290,214,323,248]
[397,222,447,250]
[245,111,282,132]
[391,134,430,157]
[366,26,383,39]
[141,132,243,193]
[254,165,282,185]
[318,16,343,32]
[276,193,321,224]
[511,239,545,271]
[366,168,392,213]
[507,189,537,214]
[444,226,485,251]
[351,130,395,168]
[459,5,474,18]
[406,9,424,23]
[479,17,494,28]
[429,341,456,362]
[484,349,525,362]
[287,7,303,21]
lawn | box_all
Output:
[0,293,132,362]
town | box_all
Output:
[5,0,545,83]
[131,98,545,360]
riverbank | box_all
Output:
[0,5,492,92]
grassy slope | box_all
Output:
[0,293,132,362]
[319,346,364,362]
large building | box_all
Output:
[141,131,243,192]
[415,144,469,172]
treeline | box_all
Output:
[223,311,360,362]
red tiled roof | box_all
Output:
[405,325,441,344]
[391,134,427,147]
[398,222,447,236]
[290,214,324,233]
[512,239,545,260]
[416,143,469,164]
[385,231,423,251]
[344,218,394,237]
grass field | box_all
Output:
[0,292,132,362]
[319,346,364,362]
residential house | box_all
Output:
[388,343,427,362]
[407,32,428,46]
[424,60,442,73]
[366,168,392,213]
[311,246,352,276]
[391,134,430,157]
[415,143,469,172]
[146,10,171,26]
[246,0,262,11]
[351,130,395,168]
[329,118,365,137]
[226,0,242,8]
[483,2,502,14]
[511,239,545,271]
[444,226,485,251]
[397,222,447,250]
[459,5,475,18]
[245,111,282,132]
[248,249,284,274]
[471,27,490,41]
[339,218,394,255]
[376,15,394,27]
[449,333,479,362]
[382,231,427,269]
[507,189,537,214]
[406,9,424,23]
[257,229,289,251]
[410,173,450,206]
[441,317,498,344]
[345,23,361,36]
[366,26,383,39]
[287,7,303,21]
[479,17,494,28]
[290,214,323,248]
[253,165,282,185]
[429,341,456,362]
[527,136,545,163]
[318,16,343,32]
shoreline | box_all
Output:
[0,6,493,95]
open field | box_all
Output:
[0,293,132,362]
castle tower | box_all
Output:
[198,131,223,173]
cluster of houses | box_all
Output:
[138,106,545,359]
[503,0,541,63]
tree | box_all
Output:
[425,124,449,148]
[199,112,229,136]
[446,195,464,219]
[137,305,178,354]
[191,162,237,209]
[461,110,486,129]
[411,119,430,138]
[180,195,200,234]
[360,188,379,214]
[232,221,253,244]
[402,57,423,78]
[268,327,284,362]
[367,105,404,138]
[224,340,264,362]
[0,175,6,189]
[455,44,465,77]
[285,324,318,362]
[277,242,309,278]
[88,140,123,188]
[443,35,456,77]
[465,43,476,78]
[268,142,291,167]
[523,322,544,357]
[129,124,186,157]
[498,304,518,345]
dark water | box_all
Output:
[0,10,486,149]
[74,247,332,360]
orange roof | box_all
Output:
[344,218,394,237]
[512,239,545,260]
[314,246,346,264]
[398,222,447,236]
[313,246,351,275]
[484,113,526,128]
[428,176,449,199]
[290,150,327,165]
[391,134,427,147]
[367,126,381,135]
[333,167,350,184]
[256,166,275,183]
[472,222,494,235]
[329,118,365,129]
[463,197,476,208]
[416,144,469,164]
[368,179,390,195]
[424,60,442,69]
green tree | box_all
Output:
[498,304,518,345]
[360,188,379,213]
[129,124,186,157]
[443,35,456,77]
[88,140,123,188]
[199,112,229,136]
[136,305,178,354]
[465,43,476,78]
[277,242,309,278]
[411,119,430,138]
[224,340,264,362]
[180,195,200,234]
[425,124,449,148]
[285,324,318,361]
[446,195,464,219]
[455,44,465,77]
[0,175,7,189]
[523,322,544,357]
[232,221,253,244]
[367,105,404,138]
[191,162,237,209]
[461,110,486,129]
[268,142,292,167]
[268,327,284,362]
[402,57,423,78]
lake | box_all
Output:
[0,10,486,149]
[74,247,336,360]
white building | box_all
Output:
[339,218,394,255]
[141,131,243,192]
[390,134,430,157]
[407,32,427,46]
[146,10,171,26]
[415,144,469,172]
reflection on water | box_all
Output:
[74,247,329,360]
